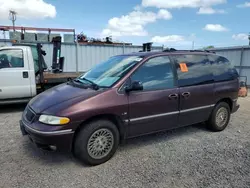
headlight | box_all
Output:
[39,115,70,125]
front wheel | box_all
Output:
[73,119,119,166]
[207,102,231,132]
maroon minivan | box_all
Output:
[20,50,240,165]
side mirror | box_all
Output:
[125,81,143,92]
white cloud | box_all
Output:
[203,24,228,32]
[197,7,225,14]
[101,9,172,37]
[151,35,185,43]
[133,5,143,11]
[101,11,156,37]
[151,34,197,49]
[0,0,56,20]
[232,34,249,41]
[142,0,227,9]
[157,9,172,19]
[237,2,250,8]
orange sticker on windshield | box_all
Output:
[180,63,188,72]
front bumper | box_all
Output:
[20,120,75,152]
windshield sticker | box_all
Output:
[180,63,188,72]
[134,58,143,61]
[126,57,143,62]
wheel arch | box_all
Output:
[215,98,233,111]
[72,113,126,150]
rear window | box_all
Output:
[30,46,47,74]
[208,55,239,82]
[172,54,213,87]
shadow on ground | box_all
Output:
[21,140,84,166]
[123,122,208,148]
[0,103,27,113]
[20,122,209,167]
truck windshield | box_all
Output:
[78,55,143,87]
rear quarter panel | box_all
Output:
[214,79,239,103]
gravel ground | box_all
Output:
[0,98,250,188]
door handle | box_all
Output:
[168,93,178,100]
[23,71,29,78]
[182,92,190,98]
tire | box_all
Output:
[207,102,231,132]
[73,119,119,166]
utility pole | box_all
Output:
[248,32,250,46]
[192,41,195,50]
[9,10,17,32]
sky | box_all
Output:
[0,0,250,49]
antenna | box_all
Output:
[9,10,17,32]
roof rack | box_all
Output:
[162,48,178,52]
[191,50,216,53]
[162,48,216,54]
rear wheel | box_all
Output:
[207,102,231,131]
[73,119,119,166]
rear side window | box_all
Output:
[130,56,175,91]
[0,49,24,68]
[208,55,239,82]
[172,54,213,87]
[30,46,47,74]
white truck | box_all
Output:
[0,43,80,104]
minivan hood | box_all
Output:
[29,83,102,113]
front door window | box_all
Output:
[130,56,175,91]
[0,49,24,69]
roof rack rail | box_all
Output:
[190,50,216,53]
[162,48,177,52]
[162,48,216,53]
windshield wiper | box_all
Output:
[67,79,87,88]
[75,78,99,90]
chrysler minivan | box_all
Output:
[20,50,240,165]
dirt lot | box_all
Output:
[0,98,250,188]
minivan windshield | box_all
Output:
[78,55,143,87]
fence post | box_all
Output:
[239,47,244,76]
[75,42,79,73]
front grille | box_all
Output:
[24,107,36,122]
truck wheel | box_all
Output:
[73,119,119,166]
[207,102,231,132]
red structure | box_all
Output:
[0,25,75,42]
[0,25,132,45]
[0,25,75,33]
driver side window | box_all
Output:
[0,49,24,69]
[130,56,175,91]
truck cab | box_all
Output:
[0,43,79,104]
[0,46,37,103]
